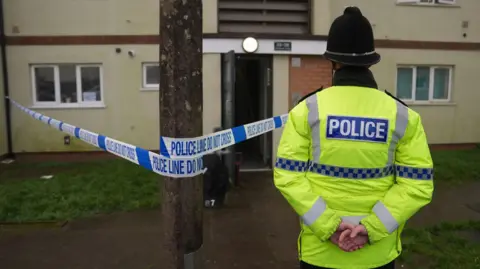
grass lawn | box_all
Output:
[399,221,480,269]
[0,148,479,222]
[400,148,480,268]
[431,148,480,183]
[0,159,160,222]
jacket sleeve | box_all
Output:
[360,110,434,244]
[273,100,341,242]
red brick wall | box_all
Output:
[289,56,332,109]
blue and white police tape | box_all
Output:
[159,114,289,159]
[7,97,206,178]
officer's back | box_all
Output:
[274,6,433,269]
[309,65,402,198]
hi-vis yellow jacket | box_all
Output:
[274,85,434,269]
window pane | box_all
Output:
[34,67,55,102]
[433,68,450,99]
[80,67,101,102]
[415,67,430,101]
[396,68,413,99]
[146,65,160,85]
[59,64,77,103]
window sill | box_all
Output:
[140,87,159,92]
[404,102,456,106]
[31,103,107,109]
[396,3,460,8]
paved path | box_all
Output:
[0,172,479,269]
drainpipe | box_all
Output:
[0,0,14,159]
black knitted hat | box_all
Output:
[324,6,380,66]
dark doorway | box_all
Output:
[233,54,273,171]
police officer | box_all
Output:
[273,6,434,269]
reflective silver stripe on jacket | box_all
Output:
[301,197,326,226]
[387,102,409,165]
[373,201,399,233]
[342,215,367,225]
[306,94,321,163]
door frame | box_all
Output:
[222,53,274,173]
[221,50,237,185]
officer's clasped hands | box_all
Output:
[330,221,369,252]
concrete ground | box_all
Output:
[1,172,479,269]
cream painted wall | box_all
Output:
[272,55,289,167]
[203,0,218,34]
[4,0,217,35]
[311,0,331,35]
[4,0,479,155]
[370,49,480,144]
[7,47,292,154]
[5,0,478,41]
[7,45,219,152]
[330,0,480,42]
[0,53,6,156]
[6,47,479,154]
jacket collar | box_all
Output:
[332,66,378,89]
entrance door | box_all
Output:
[258,57,273,166]
[222,52,274,177]
[221,50,236,185]
[231,54,273,171]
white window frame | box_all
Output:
[31,64,105,108]
[395,65,453,104]
[396,0,456,5]
[437,0,455,4]
[396,0,421,3]
[142,62,160,90]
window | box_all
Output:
[396,66,452,102]
[397,0,456,5]
[142,63,160,89]
[31,64,103,107]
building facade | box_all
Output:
[1,0,479,168]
